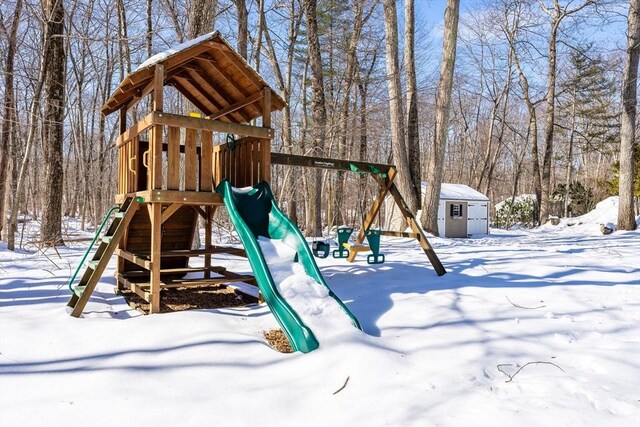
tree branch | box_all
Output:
[497,361,565,382]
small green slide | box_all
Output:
[217,180,362,353]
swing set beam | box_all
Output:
[270,152,447,276]
[270,152,392,175]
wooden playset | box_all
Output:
[66,32,445,318]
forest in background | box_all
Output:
[0,0,638,249]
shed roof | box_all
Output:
[101,31,286,123]
[421,182,489,201]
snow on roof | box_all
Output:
[135,31,218,71]
[421,182,489,201]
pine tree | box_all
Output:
[558,46,618,216]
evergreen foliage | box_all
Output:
[494,196,537,229]
[558,45,619,155]
[552,181,596,216]
[605,150,640,197]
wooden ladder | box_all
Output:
[67,197,141,317]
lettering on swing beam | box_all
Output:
[314,161,335,168]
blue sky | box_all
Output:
[410,0,628,74]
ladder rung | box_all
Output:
[85,260,99,270]
[114,212,126,218]
[102,236,114,244]
[73,285,85,297]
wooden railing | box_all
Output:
[116,112,273,195]
[118,136,141,194]
[213,137,270,188]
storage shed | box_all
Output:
[384,183,489,238]
[436,184,489,237]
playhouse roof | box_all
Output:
[101,31,286,122]
[421,182,489,202]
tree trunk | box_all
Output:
[262,0,302,223]
[188,0,217,39]
[564,94,577,217]
[253,0,264,71]
[334,0,366,227]
[382,0,418,216]
[618,0,640,230]
[304,0,328,236]
[116,3,130,68]
[0,0,22,241]
[163,0,185,42]
[146,0,153,56]
[476,100,499,191]
[234,0,248,59]
[539,0,596,223]
[40,0,66,246]
[504,4,542,224]
[422,0,460,235]
[540,20,559,224]
[404,0,421,208]
[484,63,512,196]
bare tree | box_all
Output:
[333,0,371,225]
[304,0,328,236]
[188,0,218,39]
[40,0,67,246]
[163,0,185,41]
[253,0,265,71]
[382,0,418,216]
[263,0,303,222]
[0,0,22,241]
[422,0,460,235]
[146,0,153,56]
[618,0,640,230]
[538,0,596,224]
[502,0,543,223]
[405,0,421,208]
[7,6,53,250]
[233,0,248,59]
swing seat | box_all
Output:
[364,229,385,265]
[367,253,385,265]
[333,227,354,258]
[312,241,330,258]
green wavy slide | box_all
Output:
[217,179,362,353]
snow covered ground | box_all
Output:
[1,199,639,427]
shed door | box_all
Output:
[467,202,488,235]
[445,201,468,238]
[437,202,445,236]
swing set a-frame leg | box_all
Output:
[386,182,447,276]
[351,167,447,276]
[346,168,397,263]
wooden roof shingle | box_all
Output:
[101,31,286,123]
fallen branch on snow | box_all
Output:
[333,376,350,395]
[506,295,546,310]
[497,361,565,383]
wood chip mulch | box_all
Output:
[264,329,293,353]
[118,284,251,314]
